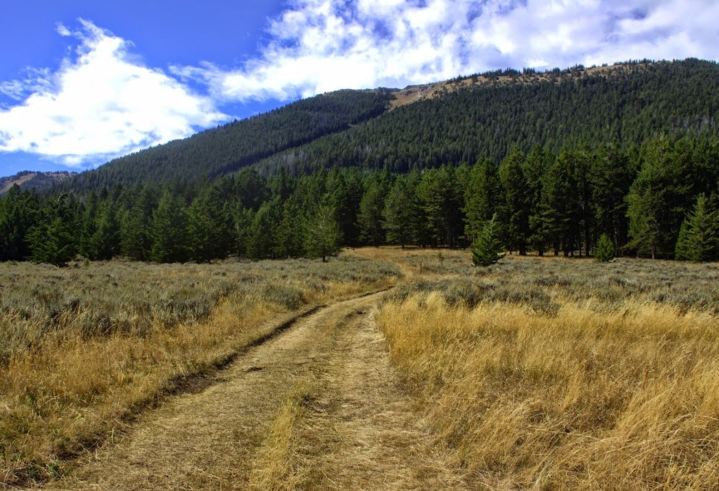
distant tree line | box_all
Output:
[1,134,718,265]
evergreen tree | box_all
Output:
[151,191,189,263]
[90,202,120,260]
[472,214,505,267]
[358,178,387,246]
[274,198,306,258]
[187,186,234,262]
[0,185,38,261]
[595,233,615,262]
[27,195,78,266]
[627,137,693,258]
[327,170,362,247]
[674,219,692,260]
[383,177,416,248]
[234,207,255,257]
[464,159,502,243]
[675,194,719,261]
[247,200,281,259]
[499,149,531,255]
[79,192,99,258]
[304,204,341,261]
[523,148,549,255]
[418,166,464,247]
[120,187,155,261]
[590,145,633,246]
[543,150,582,256]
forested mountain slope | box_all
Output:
[255,59,719,174]
[57,59,719,190]
[63,89,393,190]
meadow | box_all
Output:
[0,256,398,485]
[3,248,719,489]
[375,251,719,489]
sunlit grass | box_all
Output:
[377,252,719,489]
[0,255,398,485]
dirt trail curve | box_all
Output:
[48,290,465,490]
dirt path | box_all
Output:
[48,291,464,490]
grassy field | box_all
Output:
[4,248,719,489]
[370,249,719,489]
[0,255,398,485]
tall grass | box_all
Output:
[0,255,398,485]
[377,255,719,489]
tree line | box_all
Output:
[1,134,718,265]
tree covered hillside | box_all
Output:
[256,59,719,173]
[64,89,393,190]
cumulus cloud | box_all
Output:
[0,20,227,166]
[179,0,719,102]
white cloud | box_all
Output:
[180,0,719,102]
[0,20,227,166]
[56,23,72,37]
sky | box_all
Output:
[1,0,719,177]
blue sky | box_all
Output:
[1,0,718,177]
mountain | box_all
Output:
[64,89,392,191]
[255,59,719,174]
[61,58,719,191]
[0,171,75,195]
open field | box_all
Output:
[3,248,719,489]
[368,249,719,489]
[0,256,398,486]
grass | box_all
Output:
[248,384,316,491]
[0,255,398,486]
[374,250,719,489]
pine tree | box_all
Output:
[627,137,692,258]
[499,149,530,255]
[523,148,549,255]
[544,150,582,256]
[304,204,341,261]
[464,159,502,243]
[0,185,39,261]
[675,219,692,260]
[472,214,505,267]
[675,194,719,261]
[233,207,255,257]
[120,187,155,261]
[27,196,78,266]
[326,170,362,247]
[151,191,189,263]
[187,186,234,262]
[274,199,305,258]
[383,177,416,248]
[79,192,99,259]
[358,178,386,246]
[418,166,463,247]
[247,200,281,259]
[595,234,615,262]
[590,145,633,246]
[91,202,120,260]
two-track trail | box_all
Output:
[48,289,465,490]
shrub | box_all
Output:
[595,234,615,262]
[472,214,505,267]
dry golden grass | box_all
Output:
[0,255,398,486]
[248,384,315,491]
[377,252,719,489]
